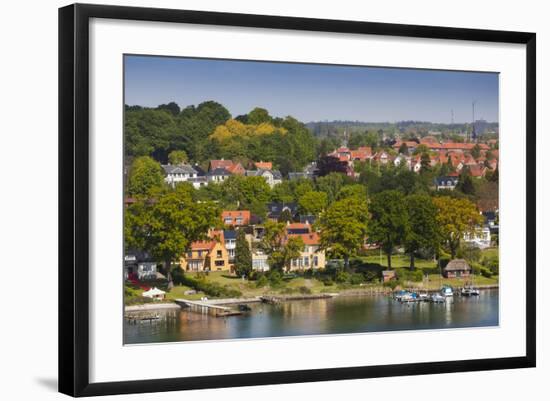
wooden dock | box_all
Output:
[174,299,242,317]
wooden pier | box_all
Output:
[174,299,242,317]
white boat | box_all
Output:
[431,294,445,303]
[461,286,480,296]
[418,292,430,301]
[441,286,454,297]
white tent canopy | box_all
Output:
[142,287,166,299]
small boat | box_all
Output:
[418,292,430,301]
[238,304,252,312]
[461,286,480,296]
[431,294,445,303]
[441,286,454,297]
[393,290,409,301]
[399,291,418,303]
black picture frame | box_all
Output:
[59,3,536,397]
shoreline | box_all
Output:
[124,284,499,312]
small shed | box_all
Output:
[142,287,166,300]
[443,259,472,278]
[382,270,397,282]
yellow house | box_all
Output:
[288,232,326,271]
[179,240,230,272]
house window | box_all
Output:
[217,250,222,258]
[304,257,309,267]
[236,218,243,225]
[215,260,225,267]
[313,256,318,267]
[224,218,232,225]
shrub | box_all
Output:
[256,275,269,288]
[349,273,364,285]
[267,270,284,288]
[322,278,334,287]
[335,270,350,283]
[298,286,312,295]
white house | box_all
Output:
[252,250,270,271]
[246,169,283,188]
[162,164,198,186]
[463,226,492,249]
[124,253,158,280]
[207,167,231,183]
[223,230,237,263]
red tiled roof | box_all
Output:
[190,241,216,251]
[291,232,321,245]
[221,210,251,225]
[254,161,272,170]
[210,159,234,170]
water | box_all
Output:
[124,289,499,344]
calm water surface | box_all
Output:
[124,289,499,344]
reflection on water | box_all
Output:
[124,289,499,344]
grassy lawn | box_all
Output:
[126,249,500,305]
[359,254,436,269]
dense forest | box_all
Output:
[125,101,317,175]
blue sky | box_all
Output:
[124,55,499,123]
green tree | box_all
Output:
[315,172,351,203]
[167,150,188,165]
[220,176,271,211]
[127,156,164,197]
[125,108,176,158]
[278,208,294,223]
[124,185,220,287]
[259,221,304,272]
[369,190,410,270]
[157,101,180,116]
[398,142,409,155]
[404,195,440,270]
[247,107,272,125]
[413,144,430,155]
[420,152,431,174]
[456,168,476,195]
[319,196,369,268]
[433,196,483,258]
[471,144,481,159]
[234,230,252,277]
[298,191,328,215]
[336,184,367,200]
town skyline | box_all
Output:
[124,55,499,124]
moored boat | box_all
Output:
[441,285,454,297]
[461,286,480,296]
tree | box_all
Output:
[433,196,483,258]
[259,221,304,272]
[127,156,164,197]
[398,142,409,155]
[298,191,328,215]
[456,168,476,195]
[336,184,367,200]
[404,195,440,270]
[420,152,431,174]
[471,144,481,159]
[278,208,294,223]
[413,144,430,155]
[125,109,176,159]
[124,185,220,287]
[316,155,348,177]
[167,150,188,165]
[234,230,252,277]
[369,190,410,270]
[157,101,180,116]
[247,107,272,125]
[281,236,305,272]
[315,172,350,203]
[319,196,369,268]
